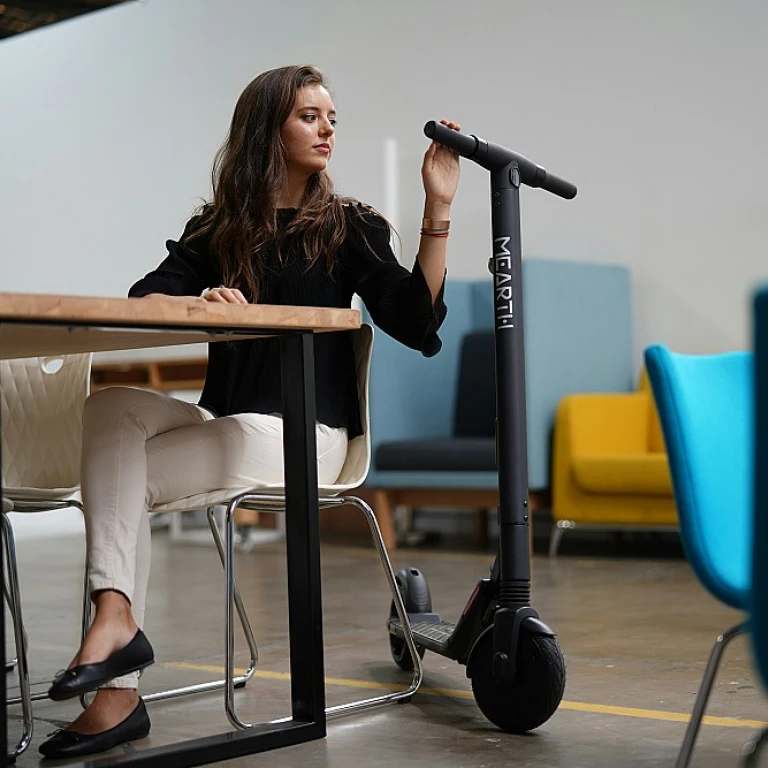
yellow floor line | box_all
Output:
[160,662,767,729]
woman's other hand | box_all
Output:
[421,119,462,207]
[202,286,249,305]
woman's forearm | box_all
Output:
[416,197,451,304]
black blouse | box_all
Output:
[128,203,447,439]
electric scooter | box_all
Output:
[387,121,577,732]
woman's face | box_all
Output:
[280,84,336,177]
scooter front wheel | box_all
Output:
[470,629,565,732]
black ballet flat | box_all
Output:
[47,630,154,701]
[39,698,150,759]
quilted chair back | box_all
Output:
[0,354,91,494]
[644,344,752,610]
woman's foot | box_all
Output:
[39,690,150,758]
[67,688,139,734]
[48,591,154,701]
[69,590,139,669]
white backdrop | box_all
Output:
[1,0,766,370]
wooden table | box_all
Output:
[0,292,360,767]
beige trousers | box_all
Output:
[80,386,348,689]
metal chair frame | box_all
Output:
[214,492,422,729]
[675,622,748,768]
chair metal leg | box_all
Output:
[78,561,93,711]
[222,495,291,729]
[3,571,25,670]
[3,500,85,709]
[2,514,34,758]
[81,558,91,650]
[549,520,573,557]
[676,622,748,768]
[224,497,244,729]
[218,492,424,730]
[205,505,260,681]
[742,726,768,766]
[142,508,258,704]
[325,495,423,717]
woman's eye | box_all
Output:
[302,114,336,126]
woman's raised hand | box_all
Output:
[422,119,462,207]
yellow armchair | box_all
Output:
[550,371,678,555]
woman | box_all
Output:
[40,64,460,759]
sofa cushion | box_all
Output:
[571,453,673,495]
[375,438,496,472]
[454,330,496,438]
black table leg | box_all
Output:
[279,332,326,724]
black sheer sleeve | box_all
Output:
[128,218,220,298]
[343,204,447,357]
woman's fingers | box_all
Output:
[218,287,240,304]
[424,120,463,164]
[203,287,248,304]
[439,119,462,132]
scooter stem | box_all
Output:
[423,121,577,608]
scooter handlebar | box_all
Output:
[424,119,479,156]
[423,120,577,200]
[532,169,577,200]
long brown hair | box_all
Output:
[183,64,374,301]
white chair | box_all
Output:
[1,353,92,759]
[0,354,259,757]
[149,324,424,729]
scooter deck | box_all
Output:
[388,616,456,654]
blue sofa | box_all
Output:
[363,258,633,549]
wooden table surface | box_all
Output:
[0,292,360,359]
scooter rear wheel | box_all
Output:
[470,629,565,732]
[389,568,430,671]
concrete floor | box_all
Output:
[5,526,767,767]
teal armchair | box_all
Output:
[364,258,633,549]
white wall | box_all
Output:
[1,0,767,369]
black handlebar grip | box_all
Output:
[424,120,478,158]
[425,119,577,200]
[541,171,577,200]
